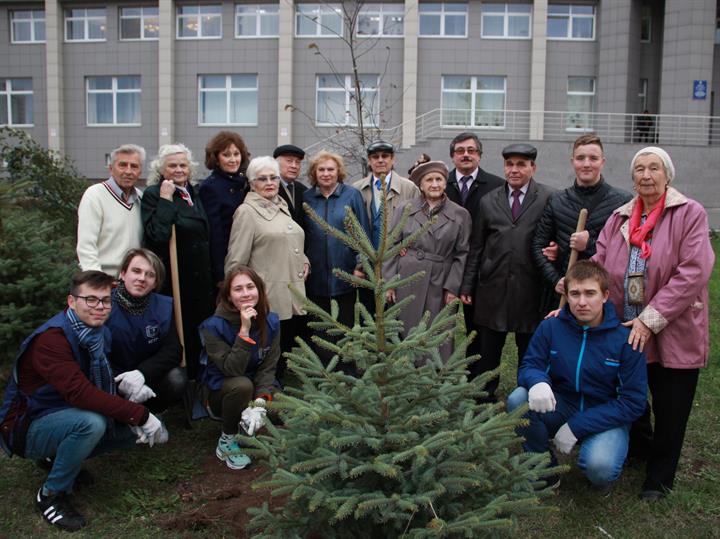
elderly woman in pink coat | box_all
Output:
[591,146,714,501]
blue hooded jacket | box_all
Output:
[518,302,647,440]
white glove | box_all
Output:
[528,382,556,413]
[240,398,267,436]
[115,370,145,398]
[129,384,157,403]
[553,423,578,455]
[134,413,169,447]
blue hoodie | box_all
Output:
[518,302,647,440]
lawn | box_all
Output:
[1,238,718,538]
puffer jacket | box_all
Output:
[518,302,647,440]
[531,177,631,288]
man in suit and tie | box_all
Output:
[352,140,419,248]
[445,133,504,367]
[460,143,554,402]
[274,144,307,226]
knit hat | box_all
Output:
[630,146,675,183]
[409,161,449,186]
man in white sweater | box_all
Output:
[76,144,146,277]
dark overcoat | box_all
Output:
[461,180,554,334]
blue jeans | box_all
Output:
[507,386,630,486]
[24,408,136,494]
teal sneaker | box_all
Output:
[215,435,251,470]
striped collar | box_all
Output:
[103,177,141,209]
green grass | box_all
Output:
[1,238,718,538]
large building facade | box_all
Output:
[0,0,718,179]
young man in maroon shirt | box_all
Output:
[0,271,168,532]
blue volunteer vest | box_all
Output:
[0,311,112,456]
[198,312,280,391]
[106,293,173,374]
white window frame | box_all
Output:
[640,6,651,43]
[565,76,595,132]
[86,76,141,126]
[295,3,343,37]
[119,6,160,41]
[480,3,532,39]
[638,78,648,111]
[235,4,279,38]
[197,74,259,126]
[357,3,405,38]
[176,5,223,39]
[0,79,34,127]
[315,74,379,127]
[64,8,107,42]
[11,10,46,43]
[419,3,468,38]
[547,4,595,41]
[440,75,507,129]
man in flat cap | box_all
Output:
[460,143,554,402]
[352,140,418,248]
[274,144,307,226]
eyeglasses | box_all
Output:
[453,147,479,156]
[73,295,112,309]
[254,175,280,183]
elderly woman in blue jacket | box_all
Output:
[303,150,370,367]
[507,261,647,493]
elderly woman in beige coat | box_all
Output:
[225,156,309,381]
[384,161,472,361]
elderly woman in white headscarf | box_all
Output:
[141,143,216,379]
[591,146,714,500]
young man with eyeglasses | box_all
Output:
[446,133,504,369]
[0,271,168,532]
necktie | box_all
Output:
[511,189,522,220]
[460,176,471,204]
[287,182,295,208]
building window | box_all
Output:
[441,75,506,128]
[296,4,343,37]
[638,78,648,111]
[419,3,468,37]
[547,4,594,40]
[565,77,595,131]
[315,74,379,127]
[0,79,33,126]
[65,8,107,41]
[177,5,222,39]
[481,4,531,39]
[198,75,258,125]
[11,10,46,43]
[640,6,651,42]
[120,6,159,40]
[357,4,404,37]
[236,4,279,37]
[86,76,141,126]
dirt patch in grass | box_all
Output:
[159,452,280,537]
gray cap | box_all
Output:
[367,140,395,155]
[501,143,537,161]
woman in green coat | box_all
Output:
[141,143,215,379]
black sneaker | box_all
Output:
[35,488,86,532]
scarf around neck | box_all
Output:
[114,281,151,316]
[65,308,116,396]
[629,190,667,259]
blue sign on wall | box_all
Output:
[693,80,707,100]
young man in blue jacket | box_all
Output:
[507,260,647,493]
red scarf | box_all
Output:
[629,191,666,259]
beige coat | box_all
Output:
[352,172,420,222]
[225,191,308,320]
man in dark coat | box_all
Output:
[445,132,504,365]
[531,134,631,309]
[274,144,308,226]
[460,143,554,402]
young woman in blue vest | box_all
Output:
[199,265,280,470]
[107,249,187,412]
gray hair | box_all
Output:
[110,144,146,166]
[146,143,200,185]
[247,156,280,182]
